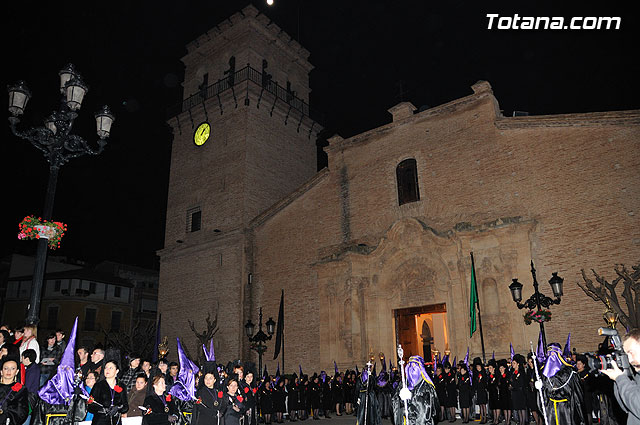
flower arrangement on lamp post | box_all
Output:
[18,215,67,249]
[523,309,552,325]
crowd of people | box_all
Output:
[1,321,639,425]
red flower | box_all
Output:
[144,407,153,415]
[196,397,203,405]
[237,396,243,403]
[88,396,95,404]
[252,388,257,394]
[244,387,249,394]
[166,395,172,402]
[114,385,123,393]
[11,382,23,392]
[218,391,223,398]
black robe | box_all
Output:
[457,373,472,408]
[0,382,29,425]
[509,369,526,410]
[87,379,129,424]
[355,378,380,425]
[222,391,247,425]
[141,393,179,425]
[473,369,488,404]
[487,373,499,410]
[192,386,226,425]
[392,379,439,425]
[540,367,584,425]
[443,372,457,408]
[433,374,447,408]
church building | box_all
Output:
[157,5,640,372]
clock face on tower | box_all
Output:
[194,122,210,146]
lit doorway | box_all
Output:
[394,304,448,362]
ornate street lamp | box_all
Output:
[7,64,114,325]
[245,307,275,377]
[508,261,563,352]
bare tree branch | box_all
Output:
[577,262,640,329]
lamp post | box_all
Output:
[508,261,564,352]
[245,307,276,377]
[8,64,114,325]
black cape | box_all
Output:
[392,379,439,425]
[356,378,380,425]
[0,382,29,425]
[541,367,584,425]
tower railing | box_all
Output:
[167,65,323,123]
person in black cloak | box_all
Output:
[457,363,472,423]
[497,359,511,425]
[222,377,248,425]
[433,364,447,422]
[375,369,392,419]
[243,367,258,425]
[540,343,584,425]
[443,362,457,422]
[0,356,30,424]
[299,374,309,420]
[319,371,332,419]
[473,357,488,424]
[355,364,380,425]
[509,354,527,425]
[486,359,500,425]
[288,373,300,421]
[309,374,321,420]
[274,378,287,423]
[342,370,355,415]
[87,348,129,424]
[260,378,275,424]
[142,374,180,424]
[525,354,543,425]
[391,355,439,425]
[192,360,226,425]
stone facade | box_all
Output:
[158,5,640,371]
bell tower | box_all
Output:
[157,5,322,361]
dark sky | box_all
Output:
[2,0,638,270]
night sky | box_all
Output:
[2,0,638,270]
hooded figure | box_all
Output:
[33,317,88,425]
[540,343,584,425]
[169,338,200,424]
[356,363,380,425]
[392,355,439,425]
[192,350,226,425]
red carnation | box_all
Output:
[244,387,249,394]
[114,385,123,393]
[252,388,257,394]
[196,397,203,405]
[88,396,95,404]
[237,396,243,403]
[218,391,223,398]
[11,382,23,392]
[166,395,172,402]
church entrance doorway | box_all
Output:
[394,303,448,363]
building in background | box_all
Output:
[157,4,639,372]
[1,254,158,351]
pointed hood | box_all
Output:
[563,333,571,358]
[169,338,200,401]
[510,343,515,361]
[300,364,303,379]
[381,357,387,372]
[492,351,495,361]
[203,339,215,362]
[406,356,434,390]
[334,361,339,376]
[39,317,84,405]
[536,331,546,363]
[542,343,573,378]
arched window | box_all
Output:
[396,158,420,205]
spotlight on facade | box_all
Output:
[266,0,274,5]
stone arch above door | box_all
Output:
[314,216,538,369]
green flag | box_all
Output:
[470,254,479,338]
